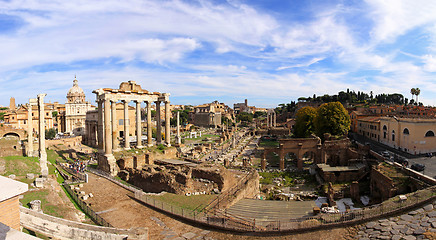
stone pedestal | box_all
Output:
[98,154,119,177]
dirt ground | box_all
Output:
[81,173,355,240]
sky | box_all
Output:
[2,0,436,108]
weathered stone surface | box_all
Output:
[392,235,402,240]
[413,228,426,235]
[402,236,416,240]
[423,204,434,212]
[366,222,377,228]
[380,221,391,226]
[390,229,400,235]
[401,215,414,221]
[428,211,436,218]
[408,210,419,215]
[420,222,430,227]
[182,232,196,239]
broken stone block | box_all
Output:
[79,183,84,188]
[82,195,88,201]
[88,193,94,198]
[26,173,35,179]
[8,174,16,179]
[30,200,42,212]
[34,178,44,188]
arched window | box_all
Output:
[392,130,395,141]
[403,128,409,135]
[383,125,387,139]
[383,125,387,131]
[425,131,435,137]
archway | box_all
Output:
[302,151,316,168]
[3,132,20,139]
[284,152,298,169]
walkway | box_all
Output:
[353,201,436,239]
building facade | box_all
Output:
[62,77,94,136]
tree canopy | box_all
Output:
[294,106,317,138]
[314,102,350,138]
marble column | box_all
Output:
[156,101,162,145]
[111,100,118,151]
[123,100,130,150]
[37,94,48,177]
[176,111,181,145]
[164,101,171,146]
[104,99,112,155]
[136,101,143,148]
[266,112,270,128]
[27,103,33,157]
[147,101,152,147]
[97,99,104,153]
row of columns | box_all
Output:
[97,99,171,157]
[266,111,277,128]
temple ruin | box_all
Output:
[92,81,171,176]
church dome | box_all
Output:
[67,77,86,103]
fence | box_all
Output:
[134,184,436,233]
[62,182,113,227]
[86,164,436,233]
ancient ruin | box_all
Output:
[92,81,171,176]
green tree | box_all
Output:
[45,128,57,140]
[294,106,317,138]
[314,102,350,139]
[236,112,253,123]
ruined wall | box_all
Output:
[20,207,147,240]
[370,167,396,202]
[0,138,24,157]
[46,136,83,148]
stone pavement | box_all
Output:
[151,216,214,240]
[354,201,436,240]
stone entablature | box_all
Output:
[92,81,171,176]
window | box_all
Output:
[392,130,395,141]
[383,125,387,131]
[119,119,124,125]
[403,128,409,135]
[425,131,435,137]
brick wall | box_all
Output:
[0,196,20,230]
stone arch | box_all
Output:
[3,132,21,139]
[301,150,316,167]
[283,151,298,169]
[403,128,409,135]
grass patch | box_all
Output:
[259,140,279,147]
[1,156,40,176]
[20,189,65,218]
[149,193,215,212]
[259,171,317,187]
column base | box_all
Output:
[124,147,131,150]
[165,143,171,147]
[137,145,144,149]
[147,143,153,147]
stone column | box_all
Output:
[97,99,104,153]
[111,100,118,151]
[267,112,270,128]
[27,103,33,157]
[136,101,143,148]
[147,101,152,147]
[123,100,130,150]
[155,101,162,145]
[164,101,171,146]
[37,94,48,177]
[273,112,276,127]
[176,111,181,145]
[104,99,112,155]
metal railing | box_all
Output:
[87,164,436,233]
[133,184,436,233]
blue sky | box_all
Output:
[1,0,436,108]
